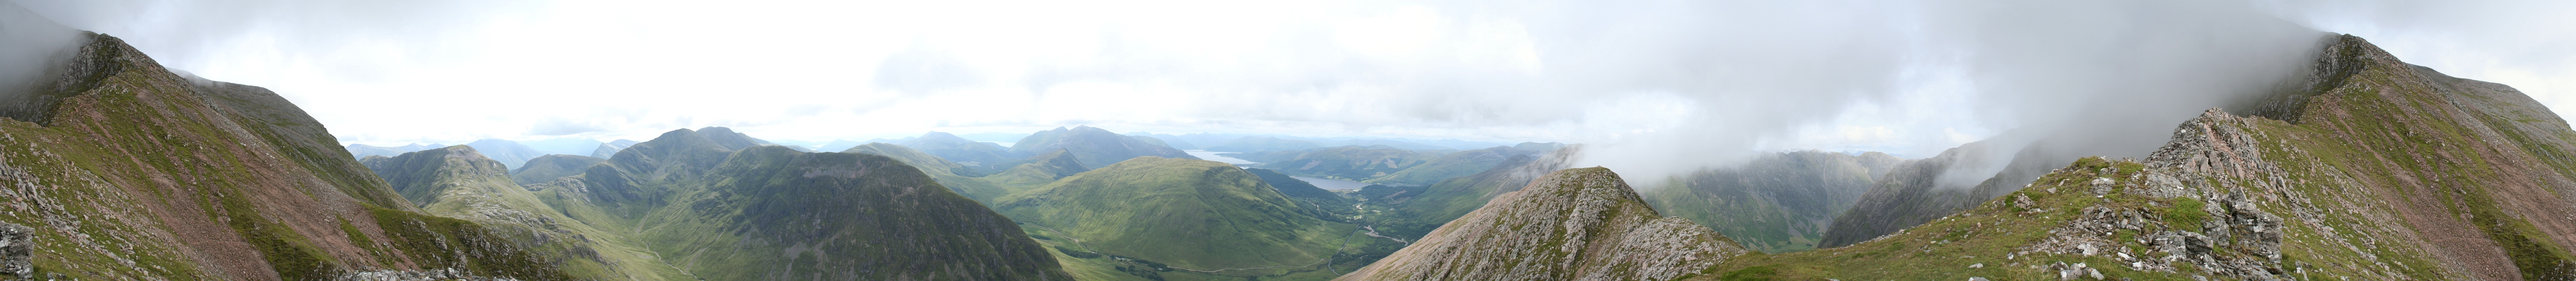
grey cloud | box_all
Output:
[0,2,86,101]
[995,0,2328,180]
[9,0,535,77]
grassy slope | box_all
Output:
[995,156,1375,279]
[630,147,1071,280]
[1694,37,2576,280]
[842,142,1012,203]
[367,147,691,280]
[0,33,569,280]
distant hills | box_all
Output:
[1012,126,1200,170]
[1642,150,1902,252]
[890,132,1029,166]
[37,0,2563,278]
[535,128,1075,280]
[994,157,1382,280]
[361,146,687,280]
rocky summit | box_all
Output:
[1340,167,1748,281]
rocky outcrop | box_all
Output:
[1367,145,1585,240]
[1338,167,1749,281]
[0,222,29,277]
[330,268,520,281]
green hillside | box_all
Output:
[0,23,569,279]
[895,131,1028,167]
[364,146,691,280]
[983,149,1090,195]
[632,146,1071,280]
[1011,126,1198,169]
[1359,147,1582,240]
[509,154,605,184]
[1365,146,1543,185]
[995,157,1388,280]
[1245,145,1437,181]
[1642,150,1902,253]
[1690,35,2576,280]
[841,142,1012,202]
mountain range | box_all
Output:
[0,13,574,279]
[19,2,2576,279]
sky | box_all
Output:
[7,0,2574,181]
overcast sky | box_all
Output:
[8,0,2573,179]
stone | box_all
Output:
[0,222,30,277]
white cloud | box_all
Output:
[8,0,2573,181]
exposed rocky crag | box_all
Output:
[1362,145,1583,241]
[1692,35,2576,280]
[1338,167,1749,281]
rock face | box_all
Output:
[1693,35,2576,281]
[1010,126,1198,170]
[1644,150,1902,253]
[0,222,29,277]
[1340,167,1749,281]
[1362,145,1585,241]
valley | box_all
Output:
[4,1,2571,280]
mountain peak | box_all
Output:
[1340,167,1748,280]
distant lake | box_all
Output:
[1292,176,1371,190]
[1184,150,1257,165]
